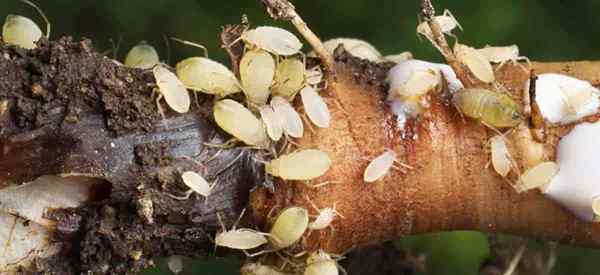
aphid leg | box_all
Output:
[154,92,169,128]
[515,56,532,73]
[481,121,503,136]
[301,113,316,134]
[232,208,247,230]
[203,138,239,149]
[304,194,321,213]
[214,151,245,176]
[394,159,414,171]
[495,60,509,72]
[166,189,194,200]
[20,0,51,38]
[226,36,243,49]
[308,180,339,188]
[442,9,463,31]
[170,37,209,57]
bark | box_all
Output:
[1,37,600,273]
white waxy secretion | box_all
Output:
[266,149,331,180]
[213,99,269,147]
[242,26,303,56]
[2,15,43,49]
[490,135,511,177]
[300,86,331,128]
[124,41,159,69]
[176,57,241,97]
[269,207,309,249]
[304,250,339,275]
[271,58,306,99]
[454,43,495,83]
[271,96,304,138]
[543,121,600,221]
[528,73,600,125]
[387,60,463,96]
[259,105,284,142]
[364,150,397,182]
[240,49,276,105]
[153,65,191,113]
[382,52,413,64]
[320,38,382,62]
[181,171,216,197]
[240,263,288,275]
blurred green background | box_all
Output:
[2,0,600,274]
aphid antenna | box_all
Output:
[108,35,123,60]
[181,155,208,170]
[202,138,239,149]
[214,151,245,176]
[232,208,247,230]
[165,189,193,201]
[170,37,209,57]
[20,0,50,38]
[304,194,321,213]
[162,33,172,65]
[301,113,316,134]
[307,180,339,189]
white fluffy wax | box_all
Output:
[528,73,599,124]
[543,121,600,221]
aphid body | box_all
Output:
[213,99,269,147]
[307,199,341,231]
[364,150,397,183]
[271,96,304,138]
[2,14,42,49]
[124,41,159,69]
[259,105,284,142]
[454,43,495,83]
[241,26,303,56]
[153,65,191,114]
[300,86,331,128]
[382,52,413,64]
[321,38,382,62]
[271,58,306,99]
[477,45,530,70]
[269,206,309,249]
[181,171,216,197]
[241,263,288,275]
[215,211,269,252]
[304,250,339,275]
[452,88,522,128]
[176,57,241,97]
[490,135,512,177]
[266,149,331,180]
[240,49,276,105]
[517,162,558,193]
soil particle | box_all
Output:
[134,141,173,167]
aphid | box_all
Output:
[213,99,269,148]
[240,26,303,56]
[300,86,331,128]
[305,67,323,86]
[266,149,331,180]
[269,206,309,249]
[490,135,512,177]
[241,263,288,275]
[240,49,276,105]
[382,52,413,64]
[167,255,184,274]
[416,9,462,54]
[592,196,600,219]
[304,250,340,275]
[171,171,218,200]
[215,210,270,256]
[477,45,530,71]
[153,65,191,114]
[176,57,241,97]
[454,43,495,83]
[516,161,558,193]
[306,196,342,231]
[2,15,42,50]
[363,150,397,183]
[321,38,382,62]
[271,96,304,138]
[259,105,284,142]
[452,88,522,128]
[124,41,159,69]
[271,58,306,99]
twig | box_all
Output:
[528,70,547,142]
[260,0,334,71]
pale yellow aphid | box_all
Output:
[153,65,191,114]
[266,149,331,180]
[240,49,276,106]
[305,67,323,86]
[363,149,397,183]
[259,105,284,142]
[452,88,522,128]
[592,196,600,219]
[213,99,269,148]
[180,171,217,198]
[215,210,270,256]
[241,263,288,275]
[477,45,530,71]
[271,57,306,100]
[396,69,442,97]
[454,43,495,83]
[124,41,159,69]
[269,206,309,249]
[2,15,42,50]
[306,196,342,231]
[416,10,462,38]
[271,96,304,138]
[304,250,340,275]
[516,161,559,193]
[176,57,241,97]
[300,86,331,128]
[321,38,382,62]
[241,26,303,56]
[382,52,414,64]
[490,135,512,177]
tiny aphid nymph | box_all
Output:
[266,149,331,180]
[176,57,241,97]
[181,171,217,198]
[240,49,276,105]
[516,161,558,193]
[271,58,306,100]
[2,15,42,50]
[306,196,342,231]
[453,88,522,128]
[364,150,397,183]
[271,96,304,138]
[124,41,159,69]
[269,206,309,249]
[213,99,269,148]
[153,65,191,114]
[241,26,303,56]
[300,86,331,128]
[454,43,495,83]
[304,250,340,275]
[490,135,512,177]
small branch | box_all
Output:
[528,70,547,142]
[260,0,334,71]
